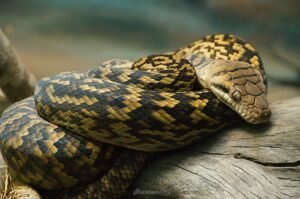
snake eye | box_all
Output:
[232,90,241,101]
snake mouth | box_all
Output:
[211,86,271,124]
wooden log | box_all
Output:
[132,97,300,198]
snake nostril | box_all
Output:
[258,110,271,121]
[264,112,268,117]
[264,110,271,119]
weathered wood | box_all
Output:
[132,97,300,198]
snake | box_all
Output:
[0,34,271,198]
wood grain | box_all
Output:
[132,97,300,199]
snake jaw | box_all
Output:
[210,85,271,124]
[194,59,271,124]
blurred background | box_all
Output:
[0,0,299,102]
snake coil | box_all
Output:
[0,34,270,198]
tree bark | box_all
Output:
[132,97,300,199]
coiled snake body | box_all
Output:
[0,34,271,198]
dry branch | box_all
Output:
[0,29,36,103]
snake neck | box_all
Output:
[184,54,223,88]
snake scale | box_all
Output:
[0,34,271,198]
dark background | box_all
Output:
[0,0,299,101]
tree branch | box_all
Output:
[0,29,36,103]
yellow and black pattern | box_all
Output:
[175,34,267,85]
[44,149,149,199]
[87,55,196,92]
[34,71,235,152]
[0,97,121,190]
[0,34,268,198]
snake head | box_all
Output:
[190,58,271,124]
